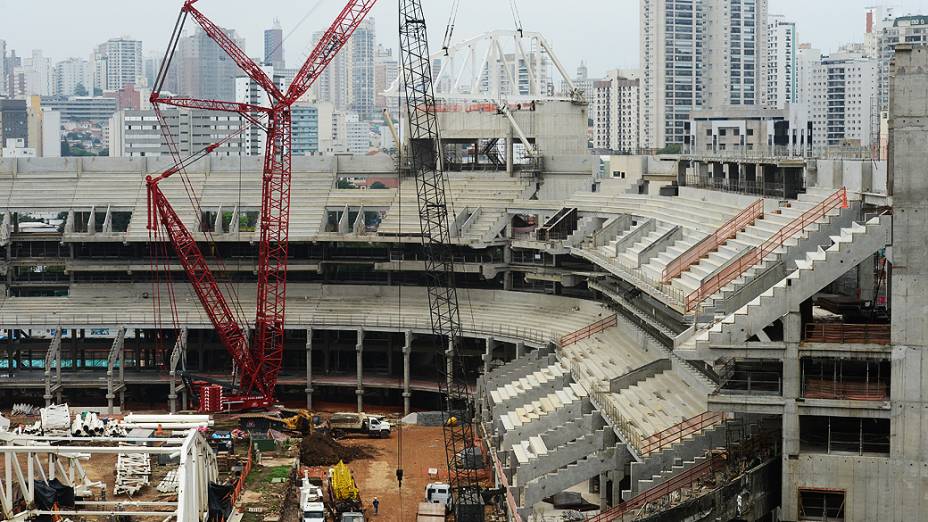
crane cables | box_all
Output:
[441,0,462,55]
[510,0,524,36]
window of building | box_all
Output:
[798,489,845,522]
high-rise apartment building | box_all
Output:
[374,45,398,115]
[235,65,289,155]
[53,58,94,97]
[13,50,53,97]
[292,105,319,156]
[311,19,376,121]
[312,30,349,111]
[702,0,768,108]
[348,18,376,120]
[170,28,245,102]
[94,38,144,91]
[766,15,797,109]
[0,40,7,97]
[876,15,928,111]
[264,19,285,70]
[801,48,877,150]
[640,0,768,148]
[592,70,641,152]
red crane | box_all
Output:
[147,0,377,411]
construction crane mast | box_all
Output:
[398,2,484,520]
[148,0,377,411]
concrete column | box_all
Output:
[503,245,513,291]
[515,341,525,359]
[506,126,514,175]
[355,329,364,413]
[402,330,412,416]
[858,253,877,302]
[483,337,496,375]
[305,328,314,410]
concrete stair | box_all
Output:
[621,419,728,500]
[619,222,676,268]
[489,363,571,416]
[702,215,890,346]
[697,199,852,315]
[520,450,616,513]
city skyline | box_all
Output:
[3,0,928,79]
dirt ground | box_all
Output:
[336,424,448,521]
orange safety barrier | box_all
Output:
[803,378,889,401]
[231,436,254,506]
[685,188,848,311]
[559,315,618,348]
[638,411,728,456]
[585,452,728,522]
[804,323,890,345]
[662,199,764,283]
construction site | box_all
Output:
[0,1,927,521]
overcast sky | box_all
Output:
[3,0,928,78]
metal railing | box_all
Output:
[661,199,764,283]
[559,315,618,347]
[804,323,891,345]
[686,187,848,311]
[638,411,729,456]
[684,175,796,200]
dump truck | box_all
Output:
[327,412,391,438]
[327,460,362,515]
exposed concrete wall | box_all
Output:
[886,44,928,521]
[813,159,887,194]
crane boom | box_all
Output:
[147,181,269,404]
[399,1,484,519]
[149,0,378,411]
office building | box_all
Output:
[109,108,245,157]
[312,29,349,111]
[169,28,246,102]
[235,65,288,155]
[264,19,285,69]
[343,112,369,154]
[41,96,117,123]
[0,99,28,150]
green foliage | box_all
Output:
[337,179,354,189]
[74,83,88,96]
[369,181,387,189]
[657,143,682,155]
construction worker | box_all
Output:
[372,496,380,515]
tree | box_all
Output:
[369,181,387,189]
[337,179,354,189]
[74,83,88,96]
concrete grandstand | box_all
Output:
[0,45,926,522]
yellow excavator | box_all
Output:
[239,408,320,435]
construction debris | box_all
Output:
[12,403,37,416]
[71,412,128,437]
[40,404,71,434]
[156,470,179,493]
[114,451,151,496]
[299,432,374,467]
